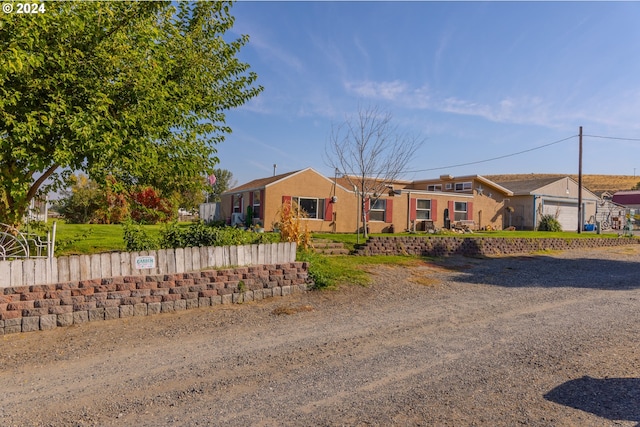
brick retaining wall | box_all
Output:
[356,236,639,257]
[0,262,309,335]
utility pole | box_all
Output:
[577,126,583,234]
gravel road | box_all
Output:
[1,245,639,426]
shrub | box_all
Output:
[129,186,175,224]
[122,221,158,251]
[278,200,312,250]
[538,214,562,232]
[55,174,102,224]
[159,221,279,249]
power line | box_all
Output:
[336,131,637,177]
[583,134,640,142]
[404,135,577,174]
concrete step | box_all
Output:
[311,239,350,255]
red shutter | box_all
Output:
[282,195,291,205]
[249,192,253,217]
[467,202,474,221]
[431,199,438,221]
[324,198,333,222]
[409,198,417,221]
[385,199,393,223]
[448,201,454,218]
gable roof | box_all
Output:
[493,177,566,195]
[224,167,354,195]
[225,170,302,194]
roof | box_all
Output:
[224,167,354,195]
[226,170,302,194]
[612,190,640,205]
[493,177,566,195]
[410,174,513,196]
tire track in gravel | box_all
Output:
[2,246,639,426]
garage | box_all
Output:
[542,200,578,231]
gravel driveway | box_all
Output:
[1,245,639,426]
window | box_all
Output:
[427,184,442,192]
[416,199,431,220]
[455,182,472,192]
[252,191,261,217]
[445,183,453,190]
[233,196,241,213]
[294,197,324,219]
[454,202,467,221]
[369,199,386,222]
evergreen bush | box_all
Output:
[538,214,562,232]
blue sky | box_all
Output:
[217,1,640,186]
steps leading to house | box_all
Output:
[311,239,350,255]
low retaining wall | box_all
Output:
[356,236,639,257]
[0,262,309,335]
[0,242,297,288]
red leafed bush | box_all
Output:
[129,186,175,224]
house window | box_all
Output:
[427,184,442,192]
[294,197,324,219]
[445,183,453,190]
[233,196,241,213]
[252,191,261,217]
[454,202,467,221]
[369,199,386,222]
[416,199,431,220]
[455,182,472,192]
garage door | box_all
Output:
[542,201,578,231]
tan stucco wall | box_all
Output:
[222,171,598,233]
[266,169,358,233]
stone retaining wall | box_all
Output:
[0,262,309,335]
[356,236,639,257]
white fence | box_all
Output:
[0,242,297,288]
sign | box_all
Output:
[135,255,156,270]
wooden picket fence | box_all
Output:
[0,242,297,288]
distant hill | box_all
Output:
[484,174,640,195]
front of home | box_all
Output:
[220,168,600,233]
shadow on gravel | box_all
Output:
[441,255,640,290]
[544,376,640,425]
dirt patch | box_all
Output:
[1,245,639,426]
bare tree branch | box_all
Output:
[325,105,425,238]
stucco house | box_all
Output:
[221,169,601,233]
[221,168,514,233]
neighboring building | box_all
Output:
[493,176,599,231]
[595,198,628,230]
[612,191,640,210]
[27,196,48,222]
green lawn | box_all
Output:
[32,222,626,257]
[49,221,192,256]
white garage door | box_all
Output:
[542,201,578,231]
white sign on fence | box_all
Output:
[135,255,156,270]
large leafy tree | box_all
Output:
[0,1,262,226]
[208,168,236,202]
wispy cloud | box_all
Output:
[345,80,409,101]
[342,79,577,129]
